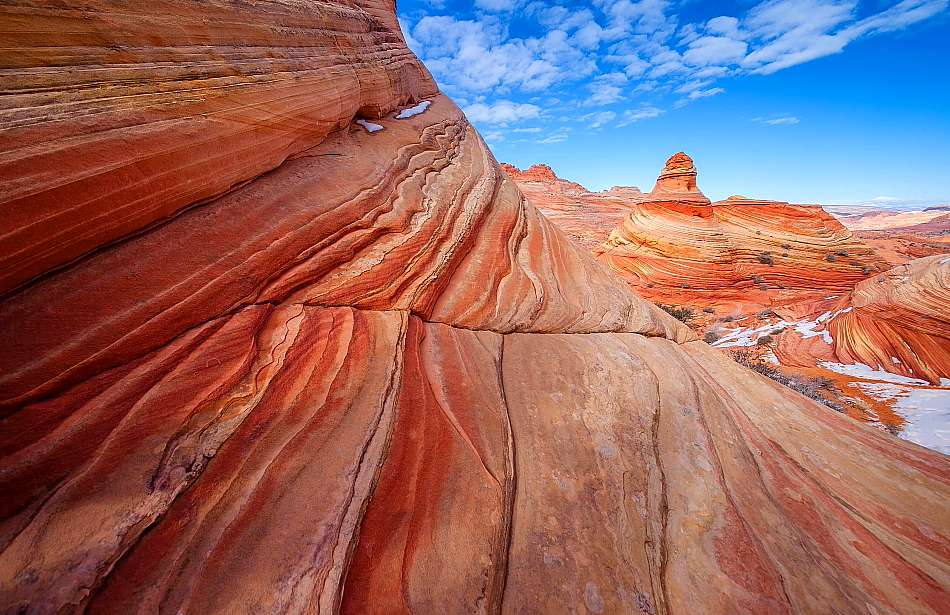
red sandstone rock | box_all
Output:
[1,4,949,615]
[593,156,888,313]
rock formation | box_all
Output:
[499,163,641,249]
[594,156,888,312]
[774,254,950,385]
[649,151,708,201]
[2,3,950,615]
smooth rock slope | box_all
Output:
[1,3,949,615]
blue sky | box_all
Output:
[397,0,950,206]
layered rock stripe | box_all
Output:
[594,153,889,308]
[2,2,950,615]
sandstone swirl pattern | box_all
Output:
[2,3,950,615]
[827,255,950,384]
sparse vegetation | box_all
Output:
[757,252,775,266]
[646,282,654,288]
[882,420,903,436]
[655,303,696,323]
[756,335,774,345]
[751,273,765,284]
[781,243,791,249]
[758,284,768,291]
[781,252,788,257]
[862,265,873,275]
[681,282,690,288]
[702,306,715,314]
[825,253,836,262]
[715,314,737,323]
[757,308,775,318]
[703,330,721,344]
[776,282,787,289]
[849,260,861,267]
[724,348,845,411]
[836,249,850,257]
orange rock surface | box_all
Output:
[596,154,888,312]
[2,4,950,615]
[500,162,642,249]
[827,255,950,384]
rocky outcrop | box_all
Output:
[649,151,709,201]
[2,4,950,615]
[500,163,640,249]
[829,255,949,384]
[596,156,888,311]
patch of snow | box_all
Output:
[854,382,908,401]
[940,257,950,264]
[819,361,929,385]
[902,276,910,281]
[794,316,833,344]
[891,357,900,364]
[824,295,838,299]
[713,321,787,348]
[892,388,950,455]
[396,101,431,118]
[941,378,950,387]
[356,119,384,132]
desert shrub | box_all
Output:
[776,282,787,289]
[836,249,850,256]
[877,275,886,282]
[758,284,768,291]
[883,420,903,436]
[681,282,690,288]
[715,314,737,323]
[756,335,774,345]
[757,252,775,266]
[781,252,788,257]
[770,328,785,335]
[781,243,791,249]
[703,330,721,344]
[825,253,836,262]
[655,303,696,323]
[862,265,873,275]
[702,306,715,314]
[750,273,765,284]
[849,260,861,267]
[646,282,654,288]
[757,308,775,318]
[756,230,762,235]
[724,349,844,411]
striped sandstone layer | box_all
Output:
[595,154,888,311]
[2,3,950,615]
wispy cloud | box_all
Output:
[753,115,801,124]
[401,0,947,132]
[616,104,665,126]
[463,100,541,124]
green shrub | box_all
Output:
[655,303,696,323]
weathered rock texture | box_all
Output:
[500,162,641,249]
[595,156,888,311]
[2,3,950,615]
[775,254,950,384]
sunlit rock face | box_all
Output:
[595,155,889,312]
[2,3,950,615]
[500,162,641,250]
[829,255,950,384]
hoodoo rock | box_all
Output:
[595,155,888,312]
[2,3,950,615]
[649,151,708,200]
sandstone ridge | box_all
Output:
[1,4,949,615]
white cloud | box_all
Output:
[512,127,543,132]
[474,0,522,12]
[464,100,541,124]
[765,116,799,124]
[537,133,570,143]
[873,196,901,201]
[401,0,947,124]
[578,110,617,127]
[616,104,665,126]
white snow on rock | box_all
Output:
[396,101,431,118]
[892,388,950,455]
[356,119,384,132]
[819,361,930,385]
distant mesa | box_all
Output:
[726,194,748,200]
